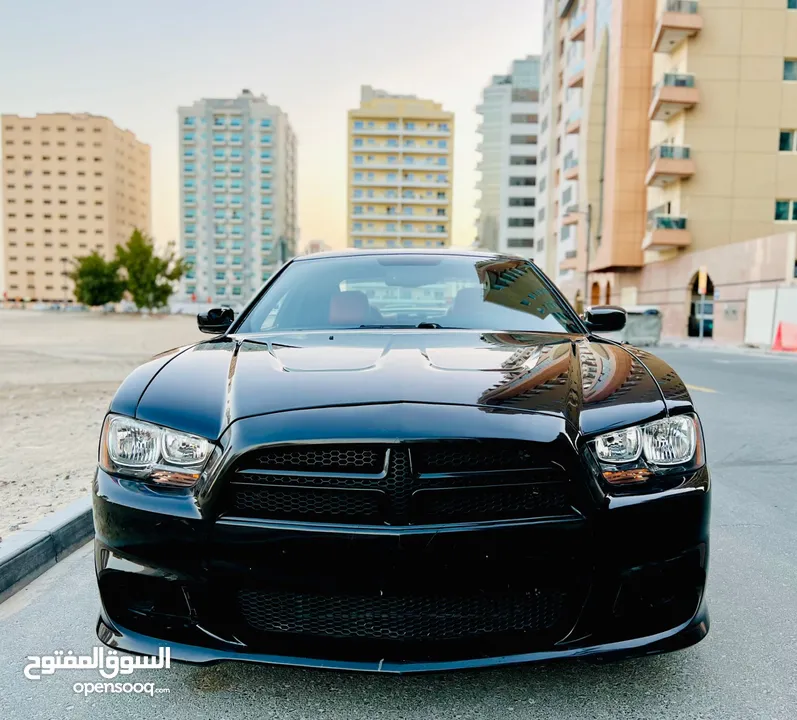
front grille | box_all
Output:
[231,486,385,524]
[237,588,569,641]
[248,445,385,473]
[413,484,572,523]
[226,441,576,526]
[411,441,538,473]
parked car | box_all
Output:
[93,250,710,672]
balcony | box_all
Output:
[646,144,695,187]
[566,109,582,134]
[643,214,691,251]
[401,145,448,154]
[352,126,402,136]
[650,73,699,121]
[567,59,585,89]
[564,153,579,181]
[653,0,702,53]
[569,11,586,42]
[402,127,452,137]
[560,250,578,271]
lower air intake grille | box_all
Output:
[237,588,569,641]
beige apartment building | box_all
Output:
[537,0,797,341]
[2,113,151,302]
[347,86,454,249]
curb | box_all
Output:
[0,496,93,602]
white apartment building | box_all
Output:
[177,90,297,304]
[535,0,589,286]
[474,56,541,258]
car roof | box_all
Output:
[293,248,532,263]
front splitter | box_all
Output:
[96,600,709,674]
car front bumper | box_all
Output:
[93,461,710,673]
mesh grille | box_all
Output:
[414,485,572,523]
[411,442,538,474]
[227,442,573,526]
[237,588,568,641]
[248,446,384,473]
[231,486,383,523]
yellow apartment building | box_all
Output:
[347,86,454,249]
[537,0,797,341]
[1,113,151,302]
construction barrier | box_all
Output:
[771,321,797,352]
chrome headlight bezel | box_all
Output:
[588,414,703,485]
[100,414,216,487]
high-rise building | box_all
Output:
[178,90,297,304]
[347,86,454,249]
[536,0,797,340]
[475,56,541,258]
[1,113,150,302]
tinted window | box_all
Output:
[236,255,582,334]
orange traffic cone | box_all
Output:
[772,321,797,352]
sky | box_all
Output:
[0,0,543,251]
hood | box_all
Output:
[134,330,666,440]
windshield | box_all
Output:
[235,254,583,334]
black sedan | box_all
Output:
[93,250,710,672]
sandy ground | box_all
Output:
[0,309,205,539]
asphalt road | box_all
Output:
[1,348,796,720]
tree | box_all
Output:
[69,252,126,307]
[115,229,188,311]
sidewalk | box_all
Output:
[659,336,797,358]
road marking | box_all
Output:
[686,384,718,394]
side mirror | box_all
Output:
[584,305,627,333]
[197,307,235,335]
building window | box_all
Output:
[509,197,535,207]
[785,60,797,81]
[354,121,364,130]
[780,130,796,151]
[774,199,797,221]
[508,218,535,228]
[790,0,797,9]
[510,177,536,187]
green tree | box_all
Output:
[115,229,188,311]
[69,252,126,307]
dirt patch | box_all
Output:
[0,309,204,538]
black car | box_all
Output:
[93,250,710,673]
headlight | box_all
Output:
[641,416,696,466]
[590,414,702,485]
[100,414,214,486]
[594,426,641,464]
